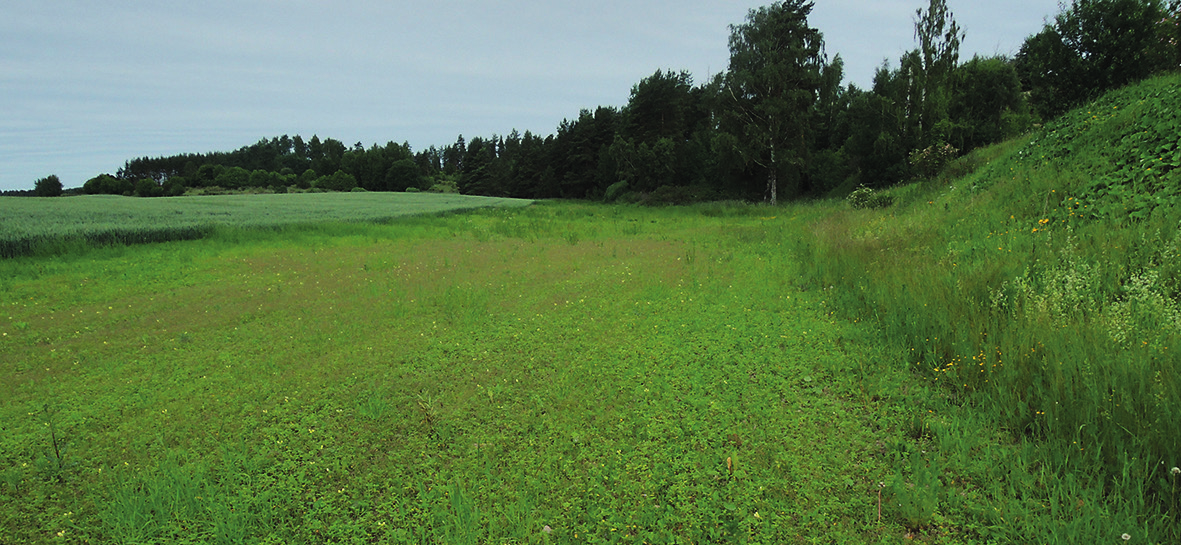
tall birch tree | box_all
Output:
[911,0,964,145]
[723,0,824,204]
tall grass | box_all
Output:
[790,73,1181,541]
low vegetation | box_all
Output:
[789,72,1181,543]
[0,192,531,259]
[3,203,936,543]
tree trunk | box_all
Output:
[766,143,778,205]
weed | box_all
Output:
[41,404,63,472]
[563,229,581,245]
[356,394,391,420]
[416,393,440,432]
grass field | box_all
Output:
[0,192,533,259]
[4,74,1180,544]
[1,202,936,544]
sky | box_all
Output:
[0,0,1062,191]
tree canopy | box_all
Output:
[33,175,63,197]
[722,0,824,204]
[1017,0,1177,118]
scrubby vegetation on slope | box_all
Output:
[793,72,1181,542]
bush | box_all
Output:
[215,167,251,190]
[83,174,134,196]
[909,142,959,179]
[937,151,986,183]
[134,179,164,198]
[639,185,721,206]
[315,171,358,192]
[846,186,895,209]
[296,169,316,190]
[428,181,459,194]
[163,179,186,197]
[604,181,629,203]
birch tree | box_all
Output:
[911,0,964,145]
[724,0,824,204]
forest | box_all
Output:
[24,0,1181,203]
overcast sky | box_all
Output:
[1,1,1061,191]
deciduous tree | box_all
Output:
[1017,0,1173,118]
[33,175,63,197]
[722,0,824,204]
[911,0,964,146]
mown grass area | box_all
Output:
[789,73,1181,543]
[2,202,950,544]
[0,192,533,259]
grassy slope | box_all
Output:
[2,204,933,544]
[790,72,1181,543]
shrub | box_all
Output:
[134,179,164,198]
[315,171,358,192]
[846,186,895,209]
[640,185,720,206]
[215,167,251,190]
[428,182,458,194]
[604,181,629,203]
[83,174,133,196]
[386,159,425,192]
[163,178,186,197]
[909,142,959,179]
[296,169,316,189]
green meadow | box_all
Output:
[4,74,1181,544]
[2,203,923,544]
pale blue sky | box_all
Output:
[1,1,1060,191]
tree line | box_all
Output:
[23,0,1180,203]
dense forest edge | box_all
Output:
[9,0,1179,206]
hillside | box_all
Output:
[792,72,1181,541]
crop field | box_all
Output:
[0,192,533,259]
